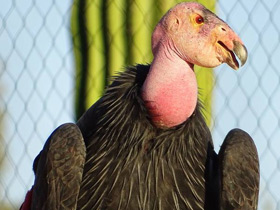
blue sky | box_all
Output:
[0,0,279,209]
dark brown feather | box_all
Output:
[219,128,260,210]
[31,123,86,210]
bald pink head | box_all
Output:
[152,2,247,70]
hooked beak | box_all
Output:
[217,40,248,70]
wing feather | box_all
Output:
[219,128,259,210]
[31,123,86,210]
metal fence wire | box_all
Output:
[0,0,280,209]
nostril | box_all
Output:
[221,27,226,32]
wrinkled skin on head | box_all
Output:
[152,2,247,70]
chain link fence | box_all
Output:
[0,0,279,209]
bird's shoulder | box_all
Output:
[219,128,259,210]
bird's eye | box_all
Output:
[195,15,204,25]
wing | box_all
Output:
[31,123,86,210]
[218,128,259,210]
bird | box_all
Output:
[20,2,259,210]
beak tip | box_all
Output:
[233,40,248,68]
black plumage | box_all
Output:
[28,65,259,210]
[219,129,259,210]
[76,65,211,209]
[31,124,86,210]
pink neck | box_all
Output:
[141,44,197,128]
